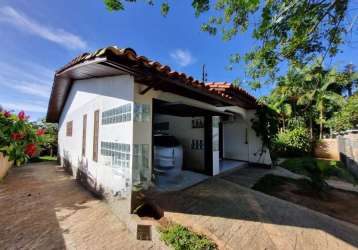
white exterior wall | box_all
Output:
[220,106,271,165]
[58,75,135,198]
[246,110,272,164]
[58,78,271,202]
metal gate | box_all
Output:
[337,133,358,178]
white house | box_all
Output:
[46,46,271,213]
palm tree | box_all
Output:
[262,87,292,131]
[342,64,358,97]
[267,68,307,131]
[297,64,345,139]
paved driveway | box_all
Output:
[0,162,164,250]
[153,174,358,250]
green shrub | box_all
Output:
[281,157,358,185]
[160,224,217,250]
[252,174,288,194]
[272,127,312,157]
[287,116,306,130]
[302,160,330,191]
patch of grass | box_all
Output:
[280,157,357,184]
[29,155,57,163]
[252,174,288,194]
[159,223,217,250]
[253,174,314,194]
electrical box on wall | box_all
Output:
[191,139,204,150]
[192,118,204,128]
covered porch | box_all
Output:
[151,99,247,191]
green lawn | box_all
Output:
[160,223,217,250]
[280,157,357,184]
[29,155,57,163]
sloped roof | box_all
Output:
[206,82,257,104]
[46,46,257,122]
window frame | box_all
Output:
[82,114,87,156]
[66,121,73,137]
[93,110,99,162]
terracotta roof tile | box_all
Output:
[56,46,256,105]
[206,81,256,103]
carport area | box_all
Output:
[152,99,245,191]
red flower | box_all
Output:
[18,111,28,121]
[24,144,37,157]
[3,111,11,118]
[36,129,45,136]
[11,132,24,141]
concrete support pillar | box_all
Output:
[212,116,220,175]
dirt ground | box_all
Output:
[259,178,358,225]
[0,162,164,250]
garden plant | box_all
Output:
[0,110,45,166]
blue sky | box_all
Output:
[0,0,357,121]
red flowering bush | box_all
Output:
[0,110,44,166]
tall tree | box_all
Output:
[295,62,345,139]
[327,93,358,132]
[104,0,352,88]
[341,64,358,96]
[264,59,347,139]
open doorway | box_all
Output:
[152,99,225,191]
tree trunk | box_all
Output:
[348,84,352,97]
[282,117,285,131]
[309,116,313,139]
[319,106,323,139]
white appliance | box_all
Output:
[154,134,183,177]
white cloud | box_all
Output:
[0,6,87,50]
[2,101,47,113]
[11,82,51,98]
[0,60,53,99]
[0,61,53,85]
[170,49,196,67]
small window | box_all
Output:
[102,103,132,125]
[82,114,87,156]
[93,110,99,162]
[66,121,73,137]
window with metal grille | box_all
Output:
[134,103,150,122]
[101,142,130,168]
[66,121,73,137]
[102,103,131,125]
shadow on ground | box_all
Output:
[151,172,358,249]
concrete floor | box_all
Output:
[153,172,358,250]
[219,160,248,173]
[154,160,248,192]
[154,170,208,192]
[0,162,167,250]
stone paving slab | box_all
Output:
[154,177,358,250]
[0,162,165,250]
